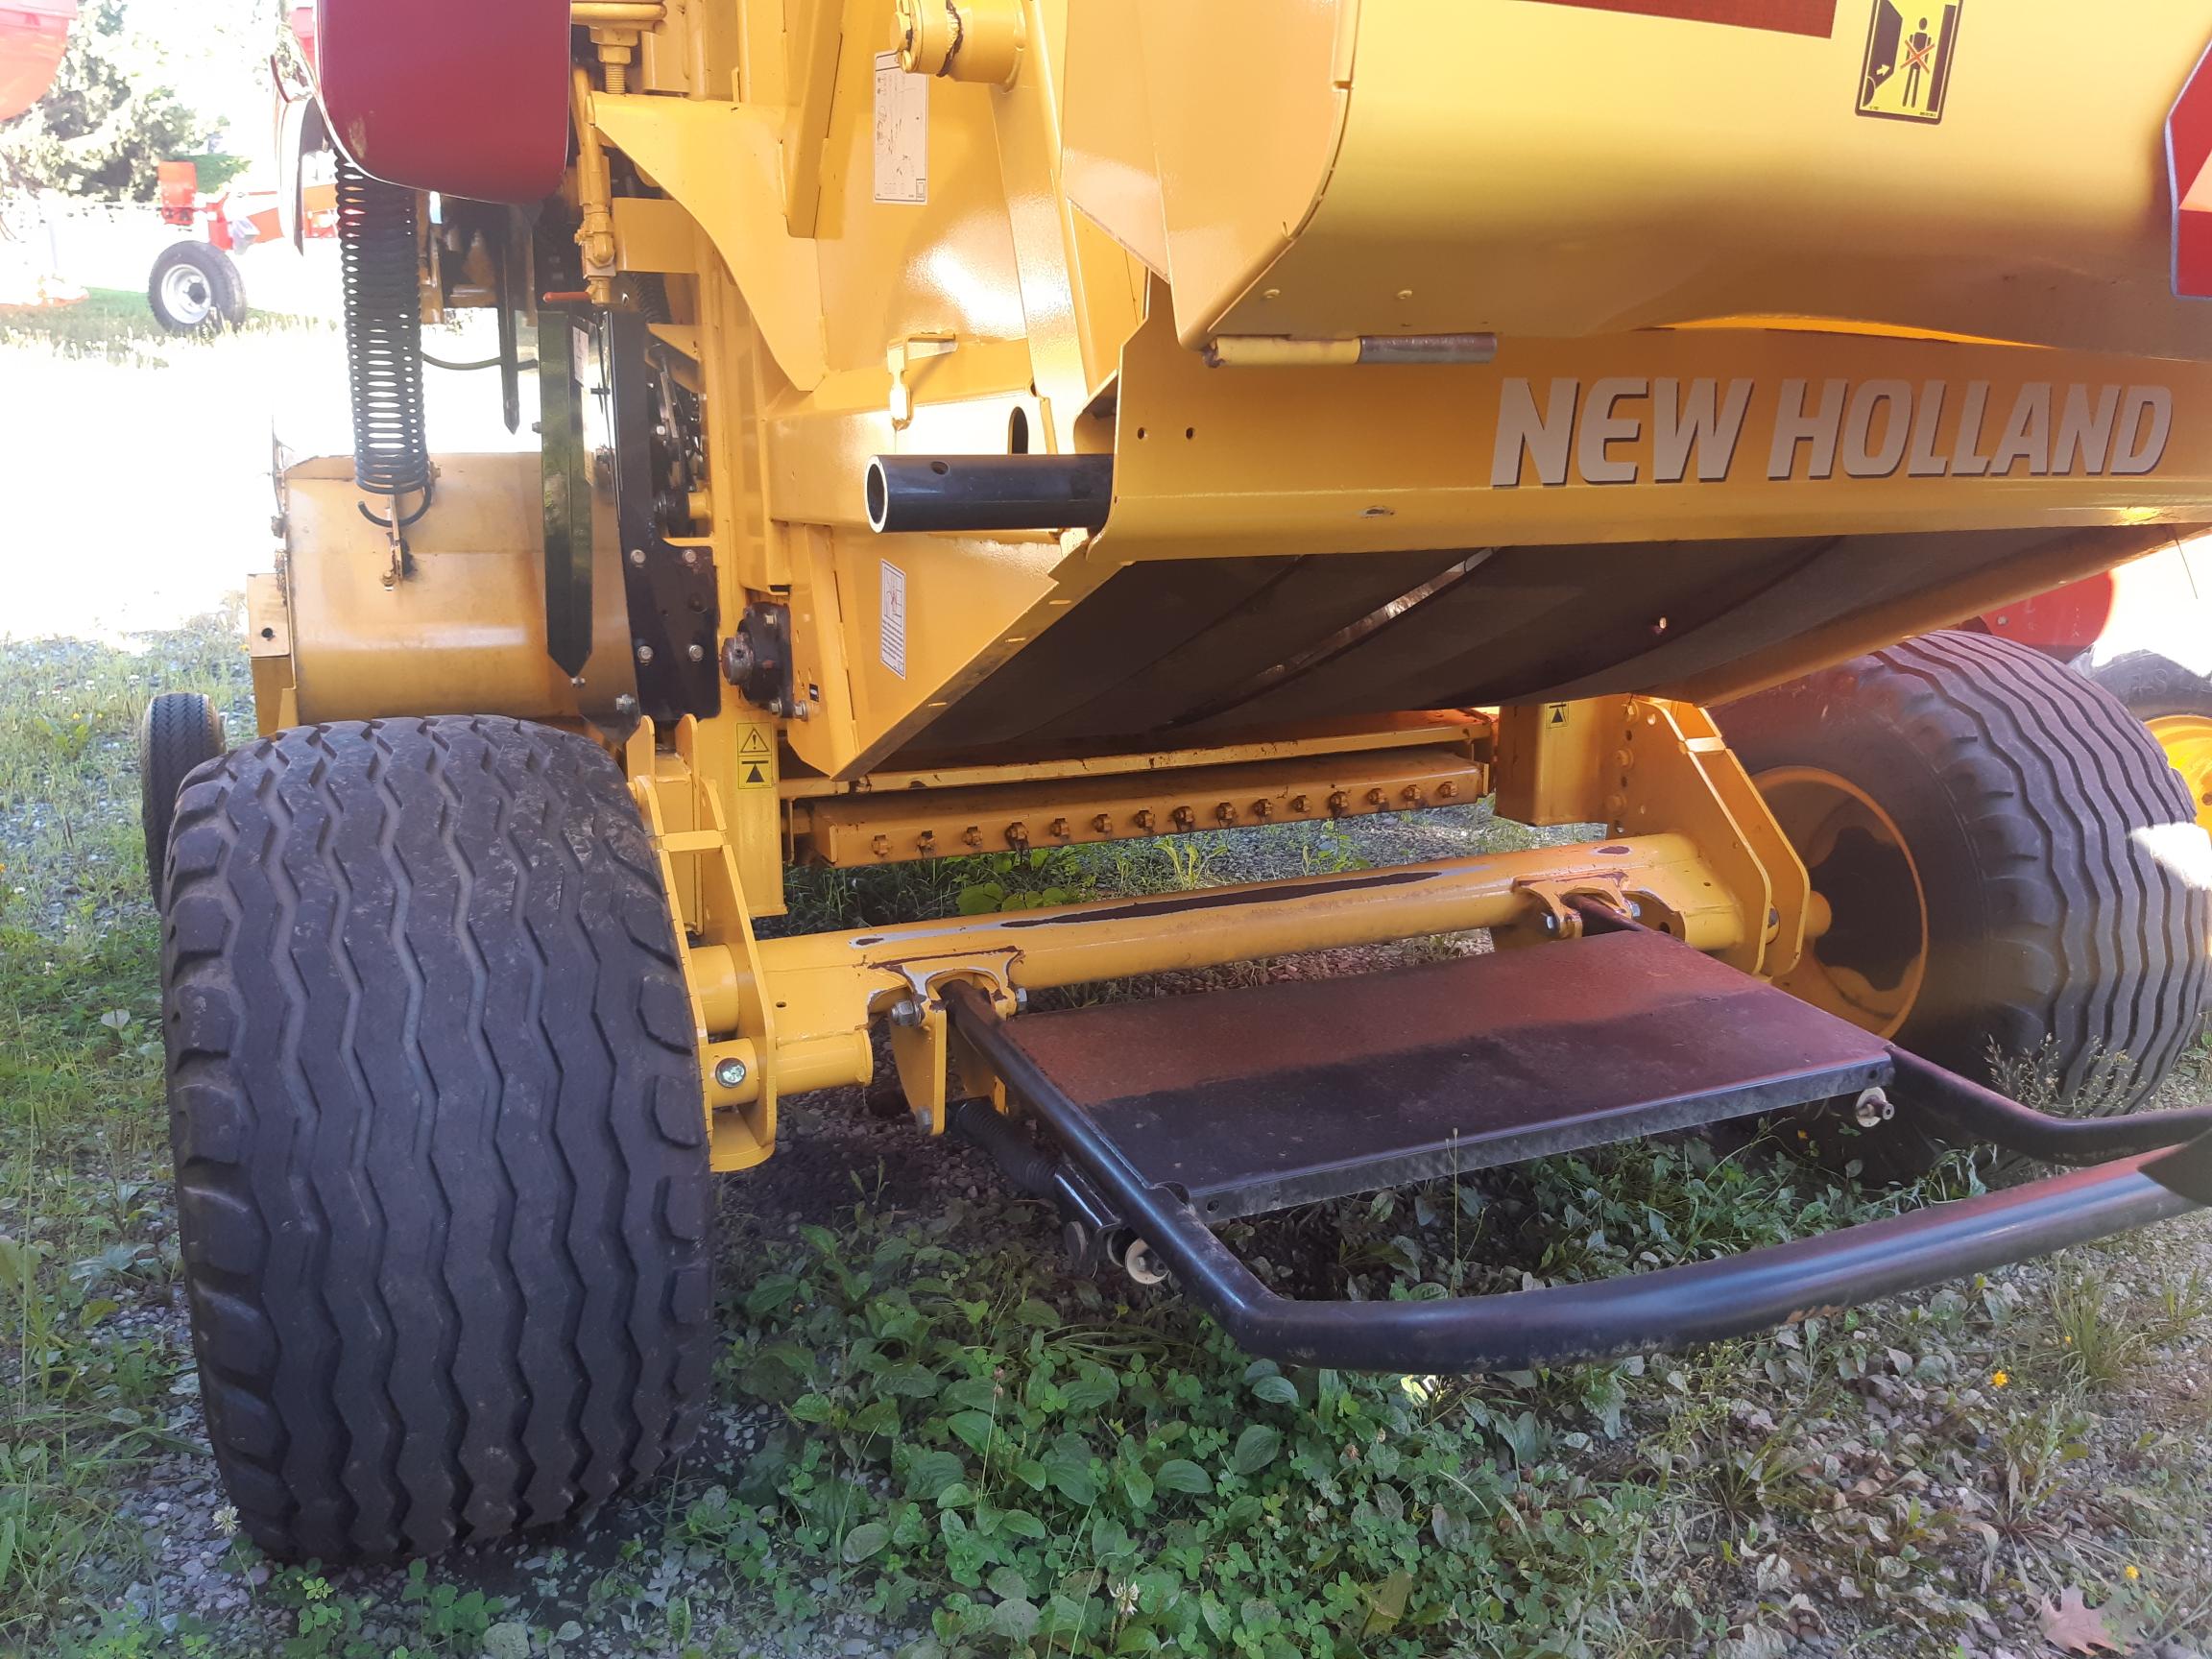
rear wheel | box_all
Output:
[1718,630,2211,1176]
[139,691,225,906]
[161,716,713,1560]
[149,243,247,334]
[2086,650,2212,836]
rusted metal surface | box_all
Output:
[1003,929,1892,1221]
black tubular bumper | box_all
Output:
[942,979,2209,1374]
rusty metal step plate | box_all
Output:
[999,929,1891,1222]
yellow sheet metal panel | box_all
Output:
[1142,0,2212,360]
[1105,300,2212,559]
[281,454,631,725]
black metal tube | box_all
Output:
[944,980,2200,1374]
[865,454,1114,534]
[1887,1046,2212,1161]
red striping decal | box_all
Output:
[2170,40,2212,299]
[1522,0,1838,37]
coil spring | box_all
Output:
[335,156,431,515]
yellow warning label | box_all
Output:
[1546,702,1570,728]
[1856,0,1960,125]
[736,725,774,790]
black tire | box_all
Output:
[161,716,713,1560]
[2085,650,2212,726]
[139,692,225,906]
[1719,630,2210,1174]
[149,242,247,334]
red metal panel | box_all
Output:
[315,0,570,204]
[1974,573,2117,659]
[0,0,77,126]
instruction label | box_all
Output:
[873,52,928,204]
[880,561,909,679]
[736,725,774,790]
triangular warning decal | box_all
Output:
[744,764,767,784]
[738,726,772,757]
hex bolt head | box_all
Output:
[713,1056,749,1089]
[681,547,699,566]
[628,547,647,566]
[889,997,926,1028]
[686,642,706,662]
[635,642,655,665]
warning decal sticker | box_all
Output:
[880,561,908,680]
[1857,0,1961,123]
[736,726,774,790]
[873,51,927,204]
[1520,0,1837,38]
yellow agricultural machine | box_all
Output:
[136,0,2212,1561]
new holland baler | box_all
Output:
[135,0,2212,1560]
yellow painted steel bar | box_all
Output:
[690,830,1733,1096]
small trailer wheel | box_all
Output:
[138,691,225,906]
[161,716,713,1560]
[149,242,248,334]
[1719,630,2211,1178]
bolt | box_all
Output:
[1852,1087,1894,1129]
[1401,785,1424,805]
[1437,781,1458,799]
[871,834,892,857]
[681,547,699,566]
[1288,793,1310,813]
[1327,790,1348,815]
[889,997,926,1028]
[1049,817,1071,840]
[1092,813,1114,834]
[1171,805,1196,830]
[1133,808,1156,832]
[713,1056,749,1089]
[686,642,705,662]
[628,547,646,566]
[1214,802,1237,826]
[1540,911,1561,937]
[962,825,984,849]
[1013,986,1030,1013]
[1250,799,1272,820]
[915,829,937,854]
[1005,821,1030,849]
[1365,787,1385,806]
[635,642,655,665]
[720,635,757,685]
[613,693,638,718]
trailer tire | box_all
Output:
[2086,651,2212,834]
[149,242,247,334]
[1717,630,2211,1178]
[139,692,225,906]
[160,716,713,1561]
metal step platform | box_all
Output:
[941,912,2212,1374]
[1001,928,1892,1222]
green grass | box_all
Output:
[1,620,2209,1656]
[0,288,333,367]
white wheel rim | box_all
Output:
[160,263,214,325]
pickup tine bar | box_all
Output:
[942,978,2204,1374]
